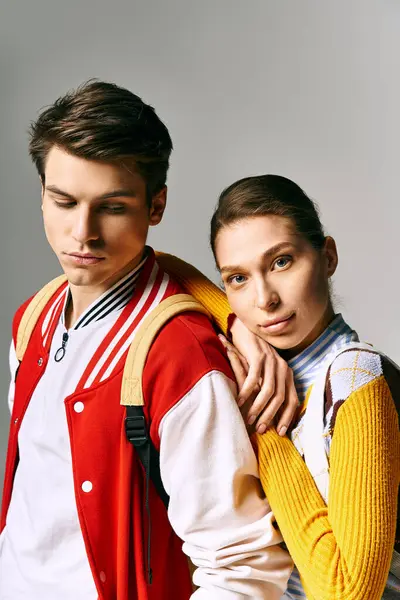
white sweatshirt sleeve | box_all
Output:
[8,341,19,415]
[159,370,293,598]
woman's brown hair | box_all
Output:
[210,174,325,259]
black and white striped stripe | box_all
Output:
[62,257,147,330]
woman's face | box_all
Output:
[215,215,338,356]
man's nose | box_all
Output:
[71,208,100,244]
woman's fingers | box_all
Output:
[219,330,299,437]
[248,355,286,432]
[237,358,263,407]
[218,335,248,390]
[229,319,267,404]
[274,369,299,436]
[245,351,277,426]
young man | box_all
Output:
[0,81,292,599]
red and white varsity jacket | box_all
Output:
[0,250,291,599]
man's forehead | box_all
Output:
[44,146,144,192]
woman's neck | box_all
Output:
[280,304,335,361]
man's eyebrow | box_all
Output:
[99,189,137,200]
[45,186,138,201]
[220,242,295,274]
[45,185,75,199]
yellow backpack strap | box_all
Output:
[16,274,68,362]
[121,293,209,407]
[121,293,209,585]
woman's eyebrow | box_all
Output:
[220,242,295,275]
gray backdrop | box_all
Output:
[1,0,399,484]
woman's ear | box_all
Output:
[323,236,338,278]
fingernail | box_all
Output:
[248,415,256,425]
[237,396,245,407]
[278,425,287,437]
[257,423,267,434]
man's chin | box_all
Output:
[61,264,105,288]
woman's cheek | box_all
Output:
[228,292,250,326]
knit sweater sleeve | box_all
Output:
[155,251,231,334]
[256,372,400,600]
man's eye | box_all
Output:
[101,205,126,214]
[273,256,292,270]
[54,200,75,208]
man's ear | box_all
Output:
[149,187,167,226]
[323,236,338,278]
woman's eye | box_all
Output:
[273,256,292,270]
[229,274,247,286]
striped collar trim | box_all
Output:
[288,314,358,382]
[60,256,147,330]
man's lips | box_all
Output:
[65,252,105,265]
[259,313,295,333]
[68,252,103,258]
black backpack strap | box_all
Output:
[125,405,169,508]
[125,405,169,584]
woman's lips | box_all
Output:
[259,313,295,334]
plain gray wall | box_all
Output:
[1,0,399,486]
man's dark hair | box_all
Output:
[29,80,173,204]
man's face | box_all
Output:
[41,146,166,293]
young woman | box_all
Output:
[159,174,400,599]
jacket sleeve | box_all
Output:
[158,369,293,598]
[256,355,400,600]
[155,251,231,335]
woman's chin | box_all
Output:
[257,329,307,357]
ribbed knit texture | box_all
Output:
[156,252,400,598]
[257,376,400,600]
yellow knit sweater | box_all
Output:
[156,251,400,600]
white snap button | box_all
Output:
[82,481,93,493]
[100,571,106,583]
[38,358,43,366]
[14,418,19,425]
[74,402,84,413]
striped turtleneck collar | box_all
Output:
[61,255,147,331]
[288,314,358,401]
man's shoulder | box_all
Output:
[11,294,37,344]
[146,309,233,379]
[143,309,235,414]
[11,276,67,345]
[143,309,236,443]
[155,272,231,372]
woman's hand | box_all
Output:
[220,318,299,435]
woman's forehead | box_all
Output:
[216,215,299,268]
